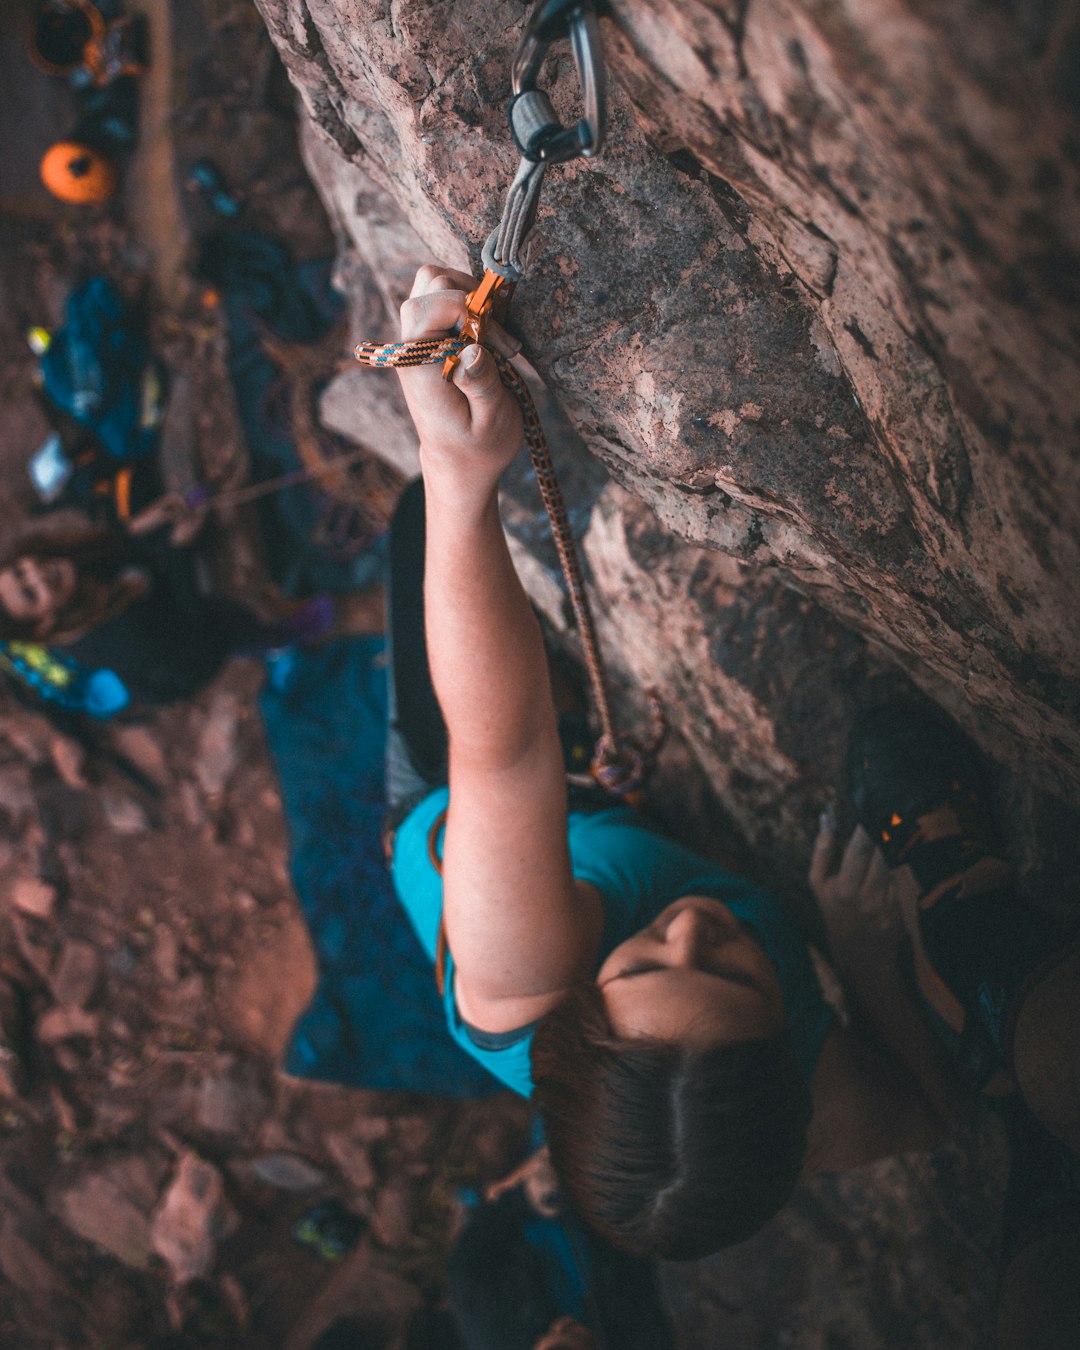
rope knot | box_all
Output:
[590,735,645,797]
[589,692,667,799]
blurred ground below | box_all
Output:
[0,2,1015,1348]
[0,5,530,1347]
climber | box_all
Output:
[812,702,1080,1349]
[384,264,943,1261]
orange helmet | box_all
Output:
[40,141,117,204]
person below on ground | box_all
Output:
[811,702,1080,1350]
[446,1144,675,1350]
[384,264,943,1262]
[0,506,382,711]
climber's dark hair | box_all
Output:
[531,981,811,1260]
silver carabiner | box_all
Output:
[484,0,608,281]
[509,0,607,164]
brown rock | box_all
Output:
[100,791,149,835]
[214,904,316,1059]
[192,1058,270,1145]
[372,1180,417,1250]
[179,779,205,827]
[448,1101,532,1186]
[10,912,52,983]
[52,1154,163,1270]
[152,924,181,986]
[93,1094,143,1136]
[0,1048,23,1100]
[108,722,171,791]
[284,1249,420,1350]
[36,1006,100,1043]
[244,1151,326,1191]
[170,973,208,1021]
[319,366,419,479]
[219,1273,251,1333]
[0,714,51,766]
[48,735,87,790]
[195,692,241,800]
[0,763,36,821]
[348,1115,392,1147]
[11,876,57,920]
[0,979,26,1099]
[50,940,101,1009]
[151,1151,234,1284]
[50,1084,78,1136]
[393,1114,438,1161]
[325,1131,377,1194]
[0,1212,59,1297]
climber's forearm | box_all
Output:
[423,468,598,1014]
[422,469,561,773]
[827,923,968,1131]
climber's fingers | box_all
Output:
[450,343,507,430]
[398,274,469,432]
[837,825,877,895]
[810,819,883,910]
[808,811,837,896]
[400,280,466,342]
[408,263,476,299]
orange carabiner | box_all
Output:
[442,270,506,379]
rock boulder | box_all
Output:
[254,0,1080,875]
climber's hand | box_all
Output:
[809,820,896,947]
[396,264,523,502]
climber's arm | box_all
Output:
[804,823,963,1171]
[395,267,603,1030]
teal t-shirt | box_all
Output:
[391,788,833,1097]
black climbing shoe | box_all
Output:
[847,703,1006,898]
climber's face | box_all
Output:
[0,555,77,633]
[596,896,785,1048]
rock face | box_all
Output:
[253,2,1079,840]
